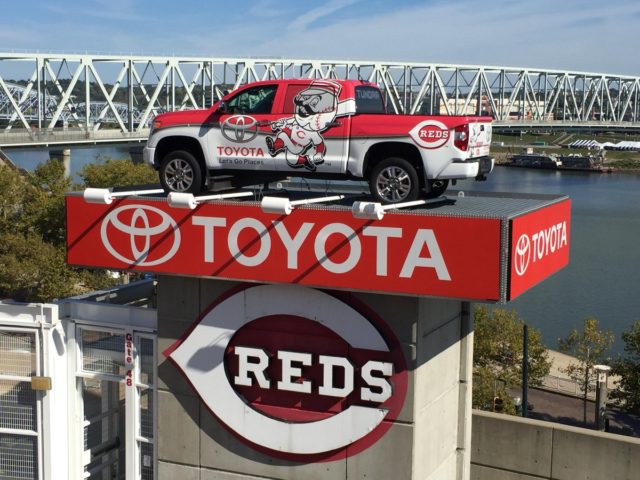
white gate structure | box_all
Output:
[0,303,65,480]
[0,280,157,480]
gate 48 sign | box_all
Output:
[165,284,407,460]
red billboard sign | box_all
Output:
[66,195,502,300]
[508,199,571,300]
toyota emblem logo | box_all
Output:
[514,234,531,276]
[100,204,181,266]
[221,115,259,143]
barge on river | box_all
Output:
[503,152,614,173]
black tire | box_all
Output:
[368,157,420,204]
[425,179,450,199]
[160,150,203,194]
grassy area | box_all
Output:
[493,132,566,145]
[606,158,640,169]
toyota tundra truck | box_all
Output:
[144,79,493,204]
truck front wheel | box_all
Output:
[160,150,203,194]
[369,157,420,204]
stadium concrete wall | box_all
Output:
[471,410,640,480]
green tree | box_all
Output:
[611,321,640,415]
[558,317,614,424]
[77,157,157,188]
[0,231,76,302]
[0,156,154,302]
[473,306,551,414]
[0,164,31,233]
[24,159,71,246]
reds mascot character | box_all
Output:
[266,80,343,171]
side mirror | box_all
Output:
[217,101,227,114]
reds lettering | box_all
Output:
[234,347,393,402]
[192,216,451,280]
[419,127,449,140]
[531,221,567,264]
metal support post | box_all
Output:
[594,365,611,431]
[522,324,529,417]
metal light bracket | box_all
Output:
[83,187,165,205]
[167,191,254,209]
[260,195,345,215]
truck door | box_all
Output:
[270,81,351,174]
[207,84,280,172]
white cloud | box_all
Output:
[287,0,361,32]
[220,0,640,75]
[3,0,639,76]
[46,0,149,22]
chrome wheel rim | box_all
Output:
[164,158,194,192]
[375,166,412,202]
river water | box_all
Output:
[6,146,132,183]
[7,147,640,354]
[463,166,640,355]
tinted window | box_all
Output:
[355,86,385,114]
[226,85,277,114]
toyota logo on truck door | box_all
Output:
[166,284,407,460]
[221,115,260,143]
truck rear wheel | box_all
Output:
[160,150,203,194]
[369,157,420,204]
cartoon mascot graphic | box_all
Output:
[266,80,346,171]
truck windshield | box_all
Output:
[355,86,386,114]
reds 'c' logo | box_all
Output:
[166,284,407,460]
[409,120,450,149]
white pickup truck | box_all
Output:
[144,78,493,203]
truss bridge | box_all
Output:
[1,52,639,147]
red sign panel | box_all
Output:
[66,195,502,300]
[509,199,571,300]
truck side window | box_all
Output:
[226,85,278,114]
[355,86,386,114]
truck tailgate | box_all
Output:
[468,121,492,157]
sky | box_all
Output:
[1,0,639,76]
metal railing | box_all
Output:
[0,126,149,147]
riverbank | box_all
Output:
[492,147,640,172]
[542,349,618,399]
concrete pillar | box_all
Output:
[129,145,144,164]
[156,275,474,480]
[50,148,71,178]
[594,365,612,431]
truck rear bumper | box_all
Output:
[438,156,494,179]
